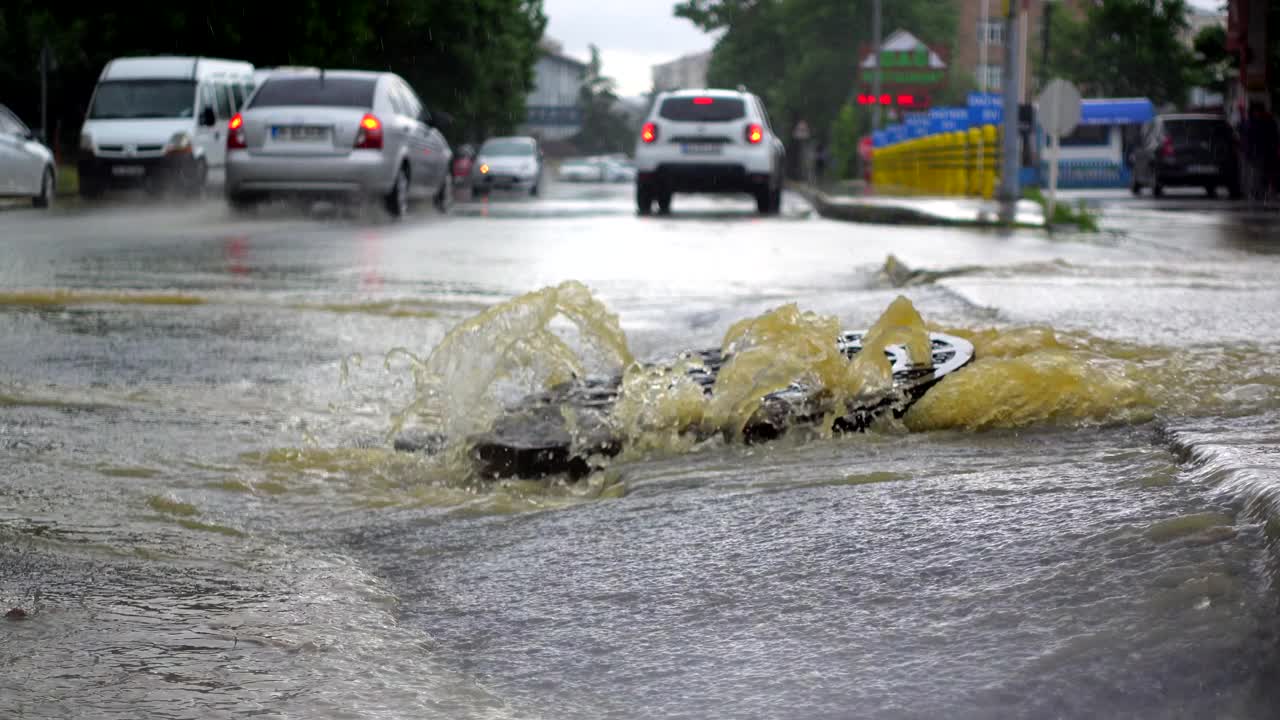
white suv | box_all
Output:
[634,88,786,215]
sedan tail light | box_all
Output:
[1159,135,1174,159]
[641,122,658,144]
[355,114,383,150]
[745,123,764,144]
[227,113,247,150]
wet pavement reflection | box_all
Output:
[2,181,1280,719]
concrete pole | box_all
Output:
[998,0,1022,218]
[870,0,882,131]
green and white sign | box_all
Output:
[859,29,947,87]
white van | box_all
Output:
[78,56,254,197]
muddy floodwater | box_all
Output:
[2,186,1280,719]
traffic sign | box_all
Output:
[967,92,1002,126]
[1036,78,1083,219]
[1036,78,1082,137]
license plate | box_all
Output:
[1188,164,1217,174]
[272,125,329,142]
[111,165,145,177]
[682,143,722,155]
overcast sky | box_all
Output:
[543,0,714,97]
[543,0,1224,98]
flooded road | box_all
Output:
[2,183,1279,719]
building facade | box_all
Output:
[953,0,1087,98]
[651,51,712,93]
[522,41,587,142]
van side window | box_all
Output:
[200,84,219,118]
[231,84,246,111]
[214,82,233,119]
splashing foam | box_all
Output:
[391,280,632,440]
[905,326,1153,431]
[384,282,1264,476]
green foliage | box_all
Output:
[1023,187,1100,232]
[675,0,957,172]
[571,45,634,155]
[1044,0,1196,108]
[829,103,863,181]
[0,1,546,149]
[1190,25,1231,97]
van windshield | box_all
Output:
[89,80,197,120]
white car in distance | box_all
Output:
[633,88,785,215]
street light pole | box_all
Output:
[1040,1,1053,90]
[870,0,882,131]
[998,0,1022,219]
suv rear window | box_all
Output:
[1164,119,1232,144]
[659,97,747,122]
[249,77,376,109]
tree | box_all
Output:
[675,0,957,178]
[0,1,546,151]
[1190,24,1231,98]
[571,45,634,155]
[1044,0,1195,108]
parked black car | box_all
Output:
[1131,114,1241,198]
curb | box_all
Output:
[789,182,1043,229]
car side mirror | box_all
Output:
[200,107,217,127]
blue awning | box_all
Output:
[1079,98,1154,126]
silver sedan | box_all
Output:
[225,70,452,217]
[0,104,56,208]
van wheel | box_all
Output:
[183,160,208,198]
[385,165,409,218]
[32,167,55,209]
[79,178,105,201]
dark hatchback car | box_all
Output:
[1131,114,1241,198]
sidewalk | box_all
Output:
[792,182,1045,229]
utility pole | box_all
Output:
[1040,1,1053,90]
[998,0,1022,220]
[870,0,883,131]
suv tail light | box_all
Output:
[355,114,383,150]
[745,123,764,144]
[1159,135,1174,159]
[227,113,246,150]
[641,122,658,144]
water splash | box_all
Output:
[391,280,632,441]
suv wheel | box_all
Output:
[1152,179,1164,198]
[756,184,779,215]
[636,184,655,215]
[657,192,672,215]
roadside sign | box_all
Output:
[1035,78,1083,219]
[904,113,929,138]
[928,107,969,134]
[967,92,1002,126]
[1036,78,1082,137]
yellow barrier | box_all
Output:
[871,124,1002,198]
